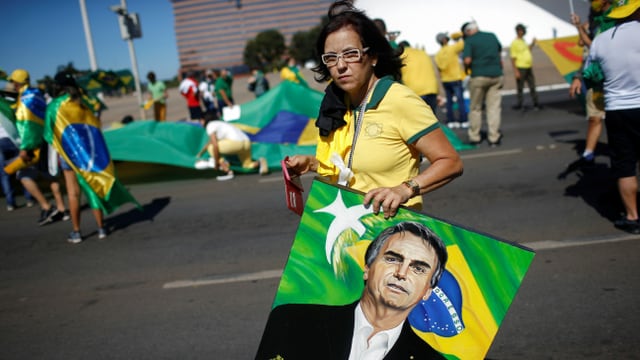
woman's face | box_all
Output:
[323,26,377,102]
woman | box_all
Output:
[286,1,463,218]
[44,71,108,243]
[45,72,140,243]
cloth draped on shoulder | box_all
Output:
[316,82,348,137]
[44,94,139,214]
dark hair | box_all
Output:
[53,71,81,99]
[373,18,387,34]
[147,71,156,81]
[364,221,448,288]
[311,1,403,82]
[203,110,220,125]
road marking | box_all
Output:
[460,148,523,160]
[525,233,639,251]
[162,234,638,289]
[501,83,569,96]
[163,269,282,289]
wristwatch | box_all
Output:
[402,179,421,198]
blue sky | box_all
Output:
[1,0,179,82]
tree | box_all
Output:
[289,31,315,64]
[243,29,286,71]
[287,15,328,65]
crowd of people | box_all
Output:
[1,68,137,243]
[3,0,639,242]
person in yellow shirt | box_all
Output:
[399,41,439,114]
[435,32,468,128]
[280,57,308,87]
[510,24,541,110]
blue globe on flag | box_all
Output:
[61,124,111,172]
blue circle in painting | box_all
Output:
[408,270,465,337]
[60,124,110,172]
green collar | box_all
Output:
[365,76,394,110]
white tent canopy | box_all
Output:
[355,0,579,54]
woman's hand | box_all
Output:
[363,184,413,219]
[285,155,317,175]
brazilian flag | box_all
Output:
[0,98,19,144]
[265,178,535,359]
[14,86,47,151]
[44,94,138,214]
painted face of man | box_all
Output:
[363,231,438,311]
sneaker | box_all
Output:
[67,231,83,244]
[460,122,469,129]
[194,159,210,170]
[26,200,35,208]
[216,171,234,181]
[38,207,58,226]
[613,217,640,234]
[7,204,15,212]
[259,157,269,175]
[447,122,460,129]
[489,134,503,148]
[98,227,108,240]
[50,209,64,223]
[62,210,71,221]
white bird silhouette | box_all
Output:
[314,190,373,264]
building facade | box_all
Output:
[171,0,333,75]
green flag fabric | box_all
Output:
[0,98,19,145]
[104,81,472,173]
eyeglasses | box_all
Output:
[321,47,369,67]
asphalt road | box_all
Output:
[2,90,639,359]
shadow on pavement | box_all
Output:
[556,140,621,222]
[105,197,171,233]
[115,162,218,185]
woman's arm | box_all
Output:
[363,128,463,218]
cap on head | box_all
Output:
[54,71,78,88]
[9,69,29,84]
[461,21,477,33]
[436,32,449,44]
[608,0,640,19]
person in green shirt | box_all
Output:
[214,69,234,111]
[146,71,168,121]
[462,21,504,147]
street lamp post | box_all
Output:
[111,0,145,120]
[79,0,98,71]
